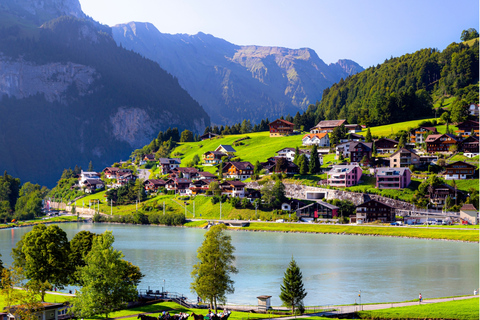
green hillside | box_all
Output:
[357,118,458,137]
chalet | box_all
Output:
[295,200,339,220]
[165,178,191,194]
[389,148,421,168]
[215,145,236,155]
[456,120,479,135]
[275,148,323,165]
[327,164,362,187]
[356,199,395,223]
[158,158,181,174]
[374,138,399,154]
[375,167,411,189]
[428,184,459,209]
[302,133,330,147]
[460,135,479,154]
[220,180,246,198]
[222,161,254,180]
[425,134,461,153]
[115,171,137,187]
[6,302,67,320]
[310,119,347,133]
[197,171,217,180]
[102,167,134,180]
[245,189,262,203]
[444,161,476,180]
[269,119,294,137]
[261,157,299,175]
[189,178,216,195]
[345,124,362,133]
[410,126,438,144]
[83,179,104,193]
[144,154,156,162]
[203,150,226,165]
[143,179,166,193]
[200,132,219,140]
[80,170,100,181]
[170,167,199,180]
[336,141,372,162]
[459,204,478,225]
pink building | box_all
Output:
[327,164,362,187]
[375,167,411,189]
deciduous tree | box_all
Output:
[279,257,307,315]
[191,224,238,313]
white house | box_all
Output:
[302,133,330,147]
[275,148,323,165]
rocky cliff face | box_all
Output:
[2,0,85,24]
[112,22,364,125]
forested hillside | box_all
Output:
[311,39,479,127]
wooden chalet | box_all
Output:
[269,119,294,137]
[165,178,191,194]
[203,150,226,165]
[456,120,479,136]
[215,145,236,155]
[444,161,476,180]
[461,135,479,154]
[410,126,438,144]
[425,134,461,153]
[83,178,104,193]
[220,180,246,198]
[310,119,347,133]
[143,154,156,162]
[143,179,166,193]
[190,178,216,194]
[197,171,217,180]
[261,157,299,175]
[158,158,181,174]
[356,199,395,223]
[427,184,462,209]
[170,167,198,180]
[374,138,399,154]
[222,161,254,180]
[200,132,219,140]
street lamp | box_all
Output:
[359,290,362,311]
[163,279,166,295]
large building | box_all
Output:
[425,134,461,153]
[389,148,421,168]
[375,167,411,189]
[269,119,294,137]
[444,161,476,180]
[327,164,362,187]
[356,199,396,223]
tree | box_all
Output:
[272,180,287,208]
[293,147,300,165]
[191,224,238,313]
[298,154,309,175]
[275,158,287,173]
[460,28,479,41]
[279,257,307,315]
[180,129,194,142]
[450,99,469,124]
[309,145,321,174]
[73,231,142,319]
[209,181,221,196]
[365,128,373,142]
[69,231,96,285]
[254,160,262,174]
[12,224,70,301]
[88,161,94,172]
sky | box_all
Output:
[79,0,479,68]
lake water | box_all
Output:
[0,223,478,306]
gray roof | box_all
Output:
[375,167,410,176]
[217,144,236,152]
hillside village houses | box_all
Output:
[327,164,363,187]
[302,133,330,147]
[389,148,421,168]
[269,119,294,137]
[275,148,323,165]
[375,167,411,189]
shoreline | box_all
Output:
[1,219,477,243]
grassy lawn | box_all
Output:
[357,297,479,320]
[0,215,83,229]
[357,118,437,137]
[445,179,480,192]
[242,222,479,242]
[0,292,72,309]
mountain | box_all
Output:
[112,22,364,125]
[310,40,479,127]
[0,1,210,187]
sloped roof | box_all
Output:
[389,148,418,158]
[314,119,347,128]
[269,119,294,126]
[217,144,236,153]
[302,133,329,139]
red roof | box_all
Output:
[269,119,294,126]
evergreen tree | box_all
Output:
[299,155,309,175]
[293,147,300,165]
[308,145,321,174]
[279,257,307,315]
[254,160,262,174]
[365,128,373,142]
[180,129,194,142]
[88,161,94,172]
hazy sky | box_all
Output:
[79,0,479,68]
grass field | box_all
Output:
[357,118,436,137]
[445,179,480,192]
[0,215,82,230]
[356,297,479,320]
[242,222,479,242]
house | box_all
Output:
[356,199,395,223]
[310,119,347,133]
[468,103,479,117]
[444,161,476,180]
[222,162,254,180]
[196,171,217,180]
[295,200,339,219]
[275,148,323,165]
[327,164,362,187]
[158,158,181,174]
[345,124,362,133]
[425,134,461,153]
[114,171,137,187]
[200,132,219,140]
[143,154,156,162]
[215,145,236,155]
[281,199,306,211]
[203,151,226,165]
[269,119,294,137]
[83,179,104,193]
[427,184,459,209]
[302,133,330,147]
[336,141,373,162]
[103,167,120,179]
[375,167,411,189]
[389,148,421,168]
[170,167,199,180]
[143,179,166,193]
[80,170,100,181]
[459,204,478,225]
[374,138,399,154]
[220,180,246,198]
[456,120,479,135]
[189,178,216,195]
[410,126,438,144]
[165,178,191,194]
[460,135,479,154]
[261,157,299,175]
[6,302,67,320]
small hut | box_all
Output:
[257,295,272,311]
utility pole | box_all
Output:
[111,199,113,215]
[163,201,165,215]
[220,199,222,220]
[193,199,195,218]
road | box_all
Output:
[137,169,151,181]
